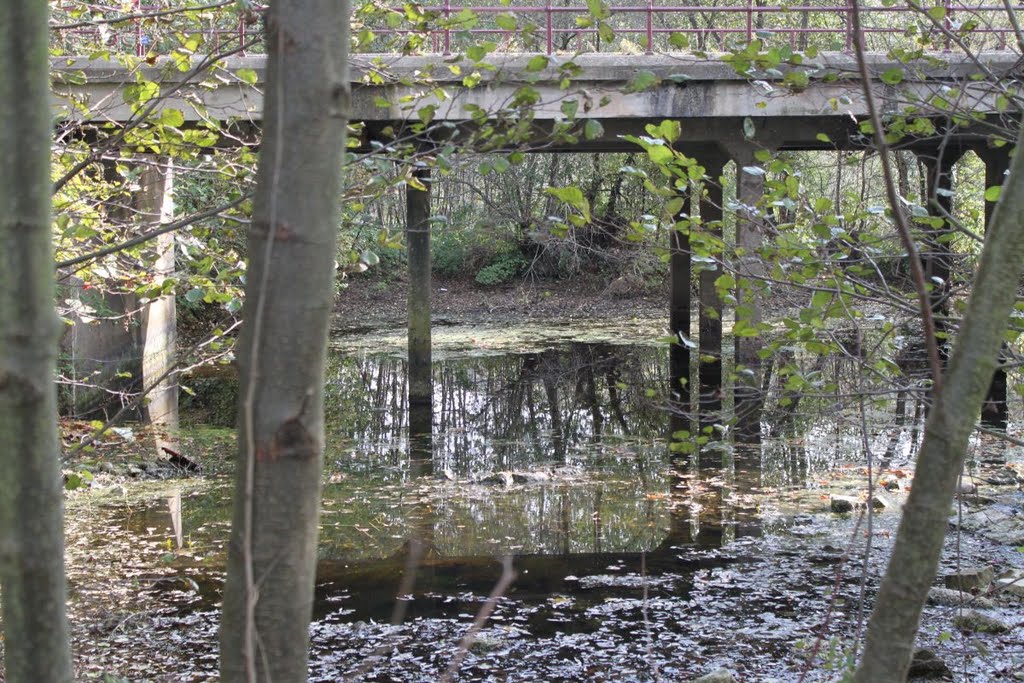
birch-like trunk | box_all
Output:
[219,0,349,679]
[0,2,74,681]
[854,132,1024,681]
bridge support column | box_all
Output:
[979,145,1012,429]
[407,163,433,467]
[669,181,692,409]
[60,161,142,418]
[695,149,728,426]
[917,147,966,325]
[724,141,771,442]
[138,156,179,452]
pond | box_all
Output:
[63,321,1024,681]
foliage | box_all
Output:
[475,252,530,286]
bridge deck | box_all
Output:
[52,52,1016,150]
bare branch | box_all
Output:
[851,2,944,392]
[55,192,250,270]
[49,1,237,30]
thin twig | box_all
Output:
[50,1,237,30]
[52,40,254,195]
[854,339,874,652]
[55,193,250,270]
[62,315,241,461]
[640,552,661,682]
[440,556,518,683]
[850,1,944,393]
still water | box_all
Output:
[64,322,1020,681]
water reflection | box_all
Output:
[324,343,668,477]
[113,334,963,680]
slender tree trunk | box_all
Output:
[219,0,349,679]
[0,2,74,681]
[854,127,1024,682]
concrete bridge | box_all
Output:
[52,51,1017,150]
[52,46,1019,429]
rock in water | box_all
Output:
[830,495,858,513]
[944,566,994,593]
[952,609,1010,634]
[927,586,994,609]
[694,668,735,683]
[907,648,952,680]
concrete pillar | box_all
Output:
[917,147,966,321]
[406,164,433,461]
[695,149,728,424]
[59,160,142,418]
[723,140,771,442]
[669,183,691,408]
[138,156,178,449]
[979,146,1012,429]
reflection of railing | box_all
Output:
[50,1,1024,55]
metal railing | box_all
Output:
[50,1,1024,56]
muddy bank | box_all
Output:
[334,274,668,330]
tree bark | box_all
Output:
[854,131,1024,682]
[219,0,349,679]
[0,2,75,681]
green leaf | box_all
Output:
[626,70,660,92]
[545,185,591,221]
[159,109,185,127]
[880,67,904,85]
[526,55,549,72]
[583,119,604,140]
[714,273,735,290]
[494,13,517,31]
[644,144,674,165]
[985,185,1002,201]
[743,116,756,140]
[561,99,579,119]
[586,0,611,19]
[236,68,258,85]
[668,32,689,49]
[656,119,681,143]
[810,290,831,309]
[927,6,946,22]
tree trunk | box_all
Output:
[0,2,74,681]
[854,129,1024,682]
[219,0,349,679]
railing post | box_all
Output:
[944,0,953,50]
[646,0,654,53]
[546,0,553,54]
[845,1,854,51]
[238,10,246,55]
[746,0,753,42]
[444,0,451,55]
[135,0,144,56]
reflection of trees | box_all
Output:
[324,343,668,475]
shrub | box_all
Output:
[475,253,529,286]
[433,231,470,277]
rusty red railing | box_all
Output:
[50,1,1024,56]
